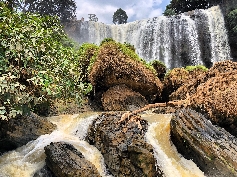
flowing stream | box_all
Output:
[0,113,205,177]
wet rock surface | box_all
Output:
[0,112,56,153]
[86,112,163,177]
[170,108,237,177]
[33,166,56,177]
[101,84,148,111]
[44,142,101,177]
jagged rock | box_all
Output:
[44,142,101,177]
[170,60,237,101]
[86,112,163,177]
[170,108,237,177]
[190,70,237,136]
[89,42,163,101]
[0,112,56,153]
[162,67,205,101]
[101,84,148,111]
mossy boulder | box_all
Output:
[89,41,163,101]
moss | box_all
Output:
[93,39,157,75]
[100,38,115,46]
[185,65,208,72]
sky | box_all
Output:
[74,0,171,24]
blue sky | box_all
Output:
[75,0,171,24]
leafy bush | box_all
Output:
[0,3,91,119]
[76,43,98,82]
[226,9,237,43]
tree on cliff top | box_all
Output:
[1,0,77,22]
[113,8,128,24]
[164,0,210,15]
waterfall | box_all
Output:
[67,5,231,69]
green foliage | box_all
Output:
[123,42,135,52]
[226,9,237,42]
[100,38,115,46]
[76,43,98,82]
[0,2,91,120]
[1,0,77,23]
[149,60,166,69]
[97,38,156,74]
[185,65,208,72]
[164,0,211,14]
[163,4,176,16]
[113,8,128,25]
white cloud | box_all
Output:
[75,0,170,24]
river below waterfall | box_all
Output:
[0,112,205,177]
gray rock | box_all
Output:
[0,112,56,153]
[171,108,237,177]
[44,142,101,177]
[86,112,163,177]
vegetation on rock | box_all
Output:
[88,40,163,101]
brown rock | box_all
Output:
[170,60,237,101]
[86,112,163,177]
[190,70,237,135]
[89,42,163,101]
[101,84,148,111]
[44,142,101,177]
[171,108,237,177]
[0,112,56,153]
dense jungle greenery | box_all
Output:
[0,2,91,119]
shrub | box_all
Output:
[76,43,98,82]
[0,3,91,119]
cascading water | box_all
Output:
[0,113,112,177]
[0,113,206,177]
[143,113,205,177]
[69,5,231,69]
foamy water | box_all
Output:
[0,112,205,177]
[143,113,205,177]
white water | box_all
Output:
[0,113,206,177]
[73,5,231,69]
[0,113,112,177]
[143,113,205,177]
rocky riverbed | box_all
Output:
[0,57,237,177]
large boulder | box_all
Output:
[101,84,148,111]
[86,112,163,177]
[0,112,56,153]
[170,108,237,176]
[190,70,237,135]
[44,142,101,177]
[89,42,163,101]
[170,60,237,101]
[162,67,206,101]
